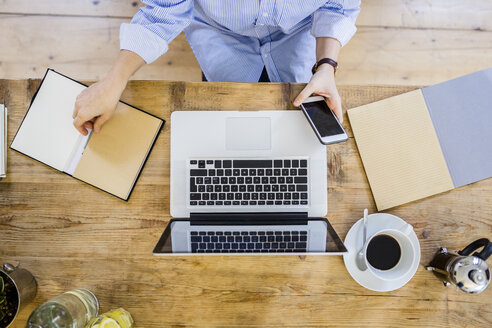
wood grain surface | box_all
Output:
[0,80,491,327]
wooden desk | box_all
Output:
[1,80,491,327]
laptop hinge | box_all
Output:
[190,212,308,220]
[189,212,309,225]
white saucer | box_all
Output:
[343,213,421,292]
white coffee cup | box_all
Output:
[361,224,415,281]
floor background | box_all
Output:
[0,0,491,86]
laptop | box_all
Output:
[153,110,347,255]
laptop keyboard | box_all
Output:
[190,230,308,253]
[188,159,309,207]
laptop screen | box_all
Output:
[153,217,347,255]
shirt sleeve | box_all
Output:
[120,0,194,64]
[310,0,361,47]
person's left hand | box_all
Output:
[293,65,343,123]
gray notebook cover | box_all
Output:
[422,68,492,188]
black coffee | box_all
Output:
[366,234,401,270]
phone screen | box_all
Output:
[302,100,344,137]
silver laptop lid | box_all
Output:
[170,111,327,217]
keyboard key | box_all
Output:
[199,201,206,205]
[213,177,220,184]
[211,193,218,200]
[283,201,291,205]
[225,169,232,176]
[214,160,222,168]
[298,169,308,175]
[190,178,197,192]
[241,201,248,205]
[207,243,215,249]
[231,185,238,192]
[217,169,224,176]
[290,169,297,176]
[296,242,307,249]
[266,169,273,176]
[271,243,279,249]
[224,201,232,205]
[258,201,266,205]
[274,160,282,167]
[278,177,285,184]
[280,243,287,249]
[252,193,259,200]
[198,160,205,168]
[247,243,255,249]
[284,193,292,200]
[240,243,247,249]
[219,236,226,242]
[241,169,248,176]
[249,169,256,176]
[264,185,271,192]
[191,236,201,242]
[203,193,209,200]
[297,185,308,192]
[301,201,308,205]
[255,243,262,249]
[190,169,207,176]
[239,185,246,192]
[190,231,198,235]
[282,169,289,176]
[206,160,213,165]
[190,193,201,200]
[223,160,232,168]
[208,169,216,176]
[280,185,287,192]
[233,201,240,205]
[300,160,307,167]
[275,193,283,200]
[294,177,308,184]
[272,185,279,192]
[267,201,274,205]
[283,160,291,168]
[300,236,307,242]
[258,169,265,176]
[274,169,281,176]
[301,193,308,199]
[233,169,240,176]
[190,160,198,165]
[206,185,213,192]
[292,160,299,167]
[246,177,253,184]
[275,201,282,205]
[204,177,211,184]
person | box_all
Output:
[73,1,360,135]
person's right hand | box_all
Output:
[72,77,124,135]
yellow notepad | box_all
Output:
[348,89,453,210]
[11,69,164,200]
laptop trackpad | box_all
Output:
[225,117,271,150]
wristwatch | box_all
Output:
[312,58,338,75]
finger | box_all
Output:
[83,121,94,130]
[93,113,111,133]
[326,96,343,123]
[73,96,82,119]
[73,116,88,136]
[293,84,315,107]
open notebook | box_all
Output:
[348,68,492,210]
[11,69,164,200]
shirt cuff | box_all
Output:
[311,10,357,47]
[120,23,170,64]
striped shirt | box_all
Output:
[120,0,360,82]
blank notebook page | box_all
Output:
[11,70,84,171]
[348,89,454,210]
